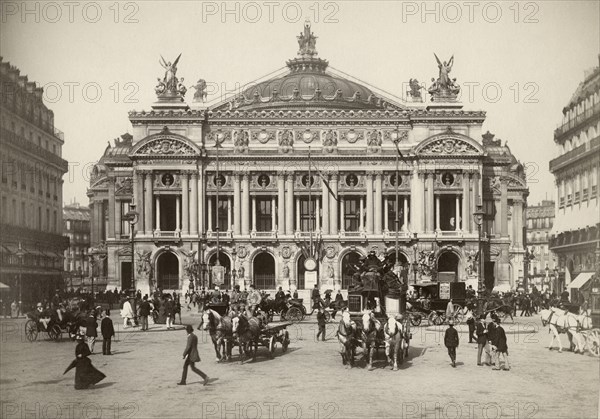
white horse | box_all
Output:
[361,311,382,370]
[384,315,406,371]
[572,313,593,354]
[540,307,577,352]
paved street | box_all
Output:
[1,312,598,419]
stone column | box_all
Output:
[500,178,508,237]
[90,202,96,245]
[176,196,181,231]
[115,200,122,237]
[251,197,257,232]
[181,172,189,235]
[286,174,294,235]
[330,175,338,234]
[155,196,161,231]
[383,196,389,231]
[198,171,204,234]
[107,179,115,239]
[374,173,383,234]
[435,195,440,231]
[515,200,524,248]
[233,174,241,236]
[340,197,345,232]
[242,174,250,235]
[473,172,480,208]
[321,175,329,234]
[409,170,419,233]
[427,172,435,232]
[144,173,153,235]
[190,173,198,235]
[462,172,470,233]
[133,171,142,231]
[455,195,460,231]
[207,197,213,231]
[403,197,409,231]
[271,197,276,231]
[366,173,374,234]
[295,198,300,231]
[359,196,364,231]
[228,197,233,231]
[277,173,285,235]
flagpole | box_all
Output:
[308,146,313,257]
[395,138,400,272]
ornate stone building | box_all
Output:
[62,202,91,289]
[550,55,600,290]
[525,200,557,292]
[87,24,528,297]
[0,58,69,303]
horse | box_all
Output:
[383,316,405,370]
[258,295,285,321]
[540,307,577,352]
[572,313,593,354]
[337,312,358,368]
[231,313,264,364]
[361,311,382,370]
[198,308,227,362]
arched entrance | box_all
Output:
[297,254,306,290]
[386,252,409,266]
[341,252,362,289]
[253,252,276,289]
[208,253,231,289]
[157,252,179,290]
[437,251,460,282]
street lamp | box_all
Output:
[231,247,237,290]
[473,204,485,294]
[80,248,84,290]
[123,203,139,292]
[524,247,535,293]
[545,263,549,292]
[15,242,25,307]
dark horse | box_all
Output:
[258,295,286,321]
[199,309,232,361]
[232,313,264,364]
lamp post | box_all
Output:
[545,263,549,293]
[80,248,84,290]
[412,232,419,285]
[473,204,485,294]
[87,250,94,300]
[393,136,401,275]
[523,247,535,293]
[15,242,25,308]
[123,203,139,292]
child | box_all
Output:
[101,310,115,355]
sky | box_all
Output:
[1,0,599,206]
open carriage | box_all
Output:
[25,310,83,342]
[409,282,467,325]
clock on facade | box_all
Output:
[304,257,317,271]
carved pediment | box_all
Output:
[130,128,201,158]
[416,133,483,156]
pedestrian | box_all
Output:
[487,314,498,367]
[164,295,174,330]
[444,318,459,368]
[101,310,114,355]
[121,298,135,328]
[445,299,454,322]
[64,333,106,389]
[10,300,18,318]
[312,284,321,310]
[316,308,326,341]
[332,291,344,319]
[491,317,510,371]
[139,296,151,331]
[466,309,475,343]
[293,289,298,299]
[174,297,182,324]
[476,314,492,366]
[85,310,98,353]
[178,324,209,386]
[247,285,261,315]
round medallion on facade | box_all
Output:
[281,245,292,259]
[257,174,271,188]
[301,174,316,188]
[390,174,403,187]
[161,173,175,187]
[304,257,317,272]
[346,174,358,187]
[441,172,454,186]
[214,174,226,187]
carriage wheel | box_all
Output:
[287,307,303,323]
[268,336,276,359]
[48,324,62,342]
[454,311,465,324]
[324,311,331,323]
[282,331,290,352]
[25,320,38,342]
[428,312,439,325]
[410,314,422,327]
[433,314,444,326]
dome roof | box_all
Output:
[229,23,385,111]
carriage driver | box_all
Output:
[247,285,262,316]
[34,303,52,330]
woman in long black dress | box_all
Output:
[64,334,106,389]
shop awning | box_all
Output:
[0,282,10,289]
[567,272,595,290]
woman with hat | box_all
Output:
[64,332,106,389]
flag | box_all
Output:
[310,160,338,201]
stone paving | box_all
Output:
[1,311,598,418]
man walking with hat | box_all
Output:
[444,318,459,367]
[178,325,209,386]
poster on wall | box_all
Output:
[305,271,318,289]
[212,265,225,286]
[439,283,451,300]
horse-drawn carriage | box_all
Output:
[541,304,599,357]
[200,304,292,364]
[25,309,83,342]
[408,282,468,325]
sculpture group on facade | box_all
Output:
[155,53,188,98]
[428,54,461,100]
[297,20,318,57]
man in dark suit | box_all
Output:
[138,296,151,331]
[444,318,459,367]
[101,310,114,355]
[178,325,209,386]
[476,314,491,366]
[491,317,510,371]
[85,310,98,353]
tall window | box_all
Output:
[21,202,26,227]
[344,196,360,232]
[211,197,228,232]
[299,198,315,231]
[386,197,407,231]
[256,197,272,232]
